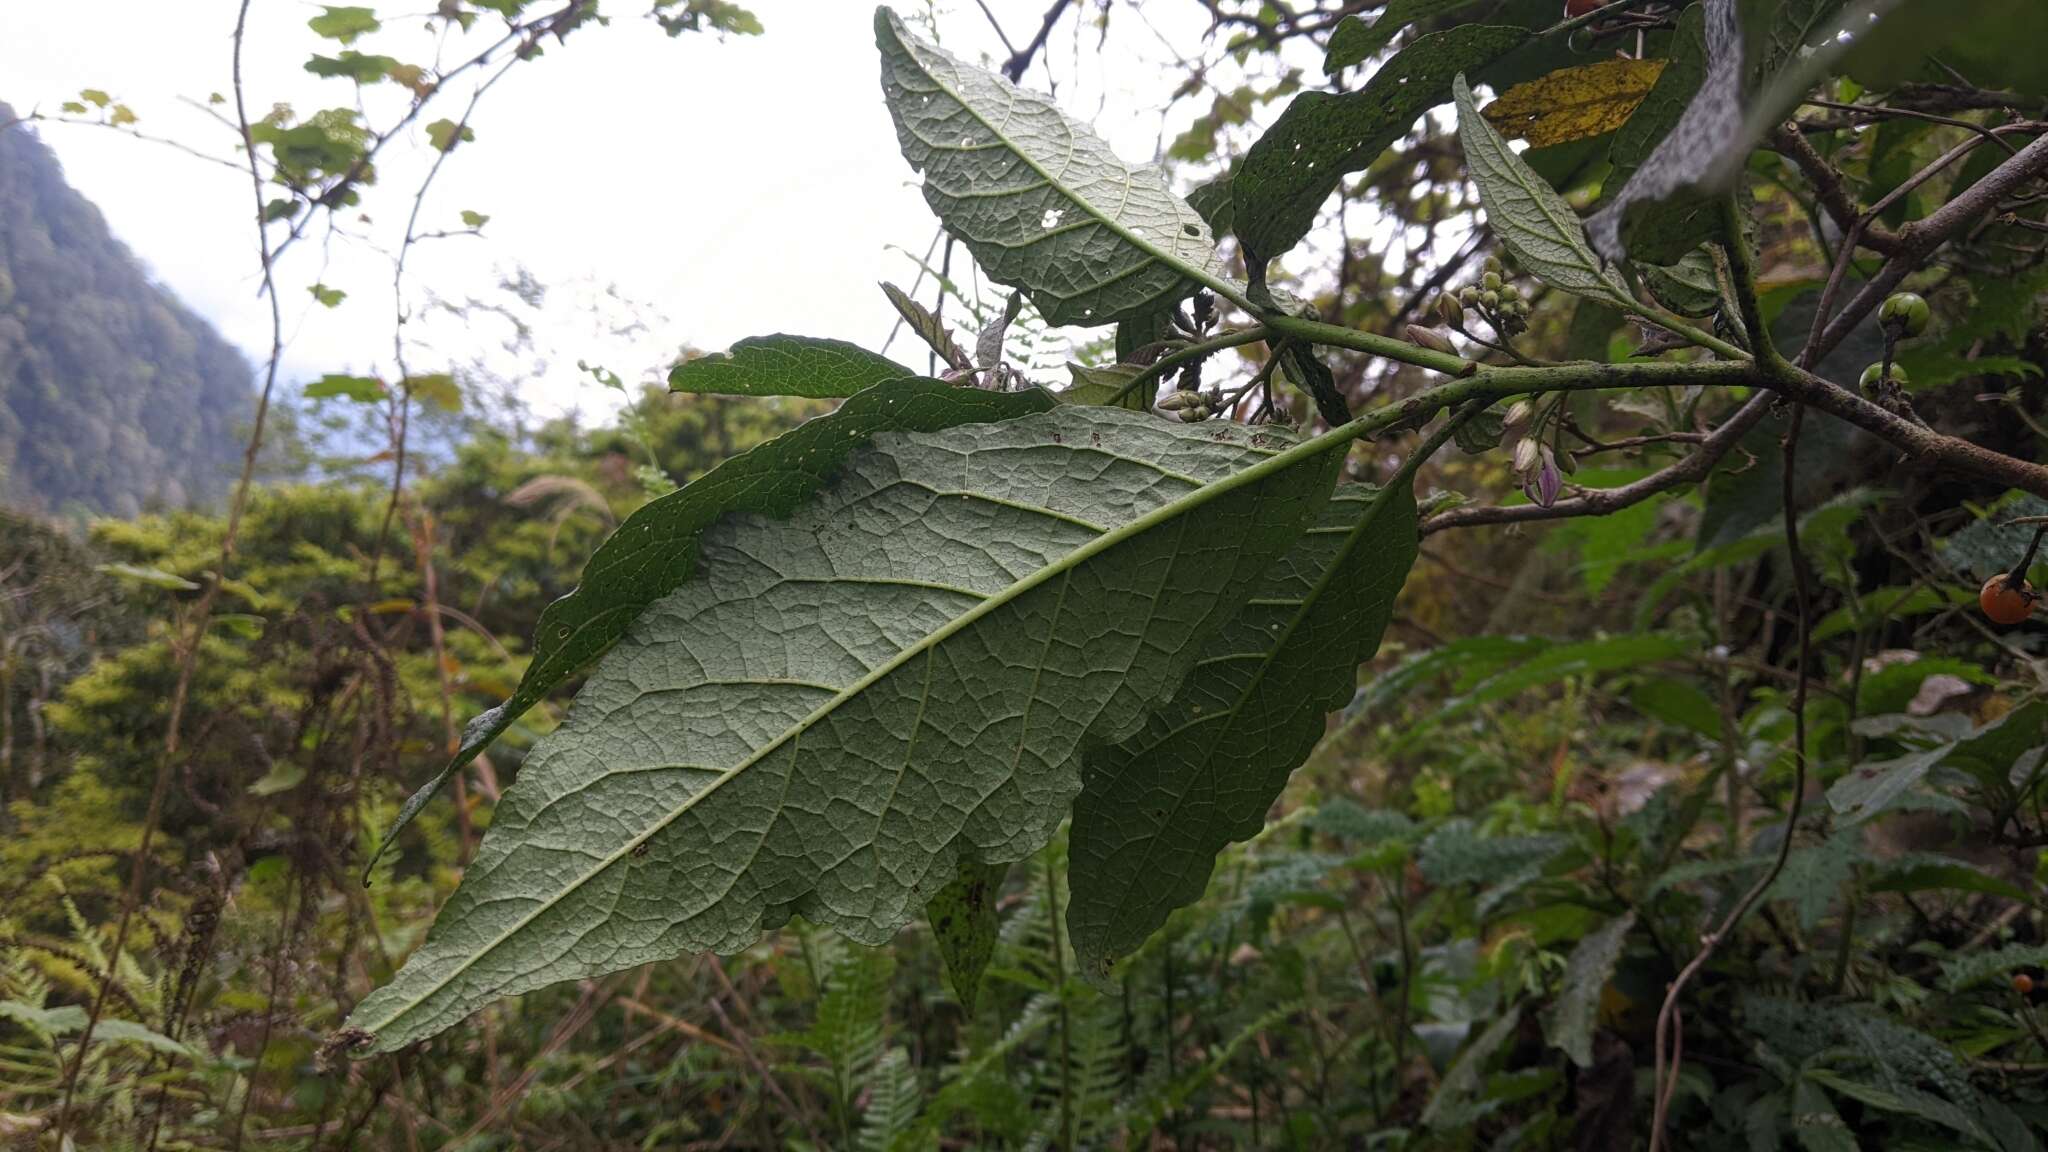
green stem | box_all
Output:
[1720,197,1785,371]
[1643,304,1751,361]
[1108,326,1273,407]
[1265,313,1473,377]
[1045,853,1075,1152]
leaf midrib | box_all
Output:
[1460,75,1632,308]
[884,14,1250,315]
[358,418,1353,1039]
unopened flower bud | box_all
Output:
[1436,291,1465,326]
[1405,324,1458,355]
[1513,436,1540,473]
[1524,445,1562,508]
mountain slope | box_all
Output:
[0,102,251,516]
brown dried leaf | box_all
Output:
[1482,58,1668,149]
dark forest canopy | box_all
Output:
[0,100,250,518]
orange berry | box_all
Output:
[1980,575,2036,625]
[2016,973,2036,995]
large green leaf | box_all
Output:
[1323,0,1490,72]
[1844,0,2048,96]
[1233,24,1528,263]
[875,8,1229,326]
[668,336,915,398]
[368,380,1055,874]
[1606,3,1708,203]
[1828,700,2048,822]
[1452,75,1634,307]
[1067,478,1418,977]
[1585,0,1743,261]
[344,404,1344,1051]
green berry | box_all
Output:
[1460,286,1481,306]
[1859,362,1909,391]
[1879,292,1930,338]
[1481,290,1500,310]
[1482,271,1503,291]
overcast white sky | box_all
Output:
[0,1,1327,420]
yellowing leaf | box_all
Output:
[1481,58,1668,148]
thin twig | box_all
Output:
[1002,0,1077,82]
[53,1,286,1135]
[1811,130,2048,361]
[1646,402,1815,1152]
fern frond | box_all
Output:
[855,1046,926,1152]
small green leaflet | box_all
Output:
[305,51,400,84]
[1068,475,1420,977]
[1062,362,1151,410]
[406,372,460,412]
[426,118,474,152]
[875,8,1232,325]
[924,857,1007,1015]
[1235,25,1527,263]
[308,5,379,44]
[0,1001,192,1056]
[306,374,386,402]
[1642,247,1722,317]
[366,380,1055,879]
[668,336,916,398]
[1453,74,1635,308]
[95,562,199,591]
[346,403,1341,1051]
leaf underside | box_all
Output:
[668,335,915,398]
[875,7,1226,326]
[347,402,1340,1050]
[1454,74,1634,307]
[368,381,1055,876]
[1068,479,1419,976]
